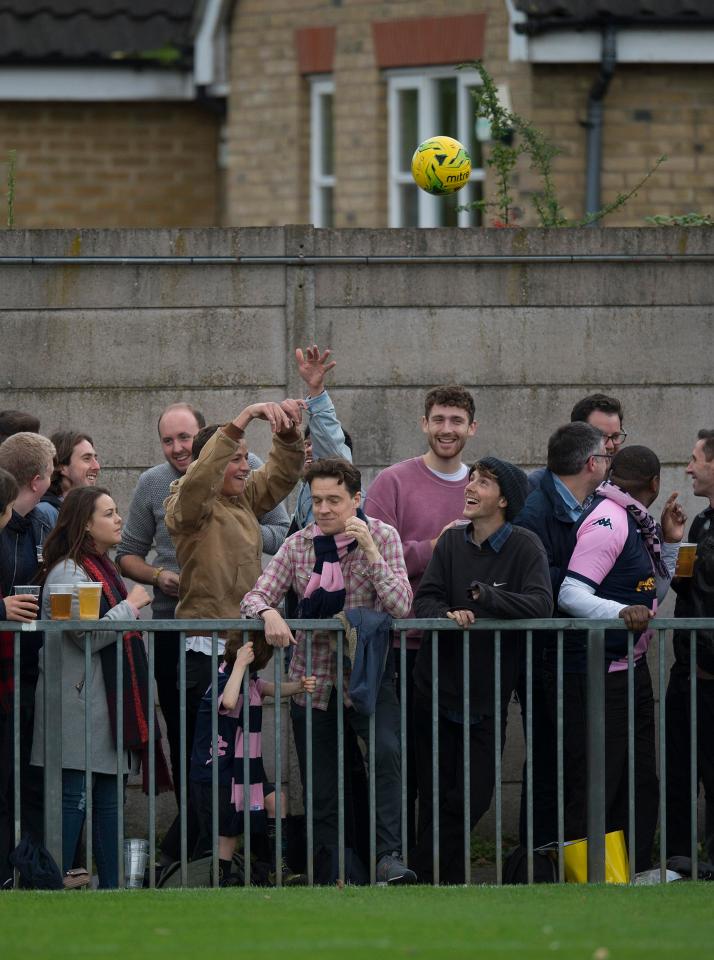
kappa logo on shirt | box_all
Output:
[636,576,655,593]
[591,516,613,530]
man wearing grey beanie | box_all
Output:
[410,457,552,883]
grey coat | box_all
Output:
[31,560,137,775]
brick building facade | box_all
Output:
[0,1,226,229]
[225,0,714,228]
[2,102,220,229]
[2,2,713,229]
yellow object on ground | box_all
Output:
[563,830,629,883]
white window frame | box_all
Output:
[387,67,488,228]
[310,76,335,227]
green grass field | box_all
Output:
[2,885,710,959]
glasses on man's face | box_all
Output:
[590,454,613,462]
[603,431,627,445]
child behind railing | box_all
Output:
[189,633,315,886]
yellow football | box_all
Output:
[411,135,472,195]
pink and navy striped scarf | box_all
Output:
[299,517,364,619]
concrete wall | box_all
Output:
[2,225,711,838]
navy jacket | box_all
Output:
[338,608,392,716]
[514,470,596,601]
[514,471,601,669]
[0,507,53,678]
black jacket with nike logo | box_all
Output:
[413,524,552,718]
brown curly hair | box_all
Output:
[223,631,273,672]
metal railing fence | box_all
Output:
[2,616,711,888]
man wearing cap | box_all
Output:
[411,457,552,884]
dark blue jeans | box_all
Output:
[62,769,119,888]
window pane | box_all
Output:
[463,85,483,170]
[399,184,419,227]
[437,77,457,137]
[432,194,458,228]
[466,180,483,227]
[398,89,418,172]
[320,93,334,176]
[321,186,334,227]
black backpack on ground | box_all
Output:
[503,845,557,884]
[9,834,64,890]
[666,856,714,881]
[157,851,272,888]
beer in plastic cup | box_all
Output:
[12,586,40,619]
[78,582,102,620]
[49,584,74,620]
[13,586,40,599]
[675,542,697,578]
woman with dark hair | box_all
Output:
[31,486,168,888]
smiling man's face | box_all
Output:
[422,404,476,464]
[159,409,202,474]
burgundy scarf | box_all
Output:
[81,553,172,795]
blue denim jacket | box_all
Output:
[293,389,356,529]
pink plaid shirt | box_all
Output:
[241,518,412,710]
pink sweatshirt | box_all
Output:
[365,457,469,641]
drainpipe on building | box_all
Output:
[584,24,617,224]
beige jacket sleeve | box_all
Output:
[245,425,305,517]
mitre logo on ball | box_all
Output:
[411,136,472,195]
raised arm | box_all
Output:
[243,401,306,517]
[296,345,352,462]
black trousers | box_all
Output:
[291,670,402,865]
[153,630,182,802]
[516,656,558,848]
[160,650,212,862]
[0,680,44,885]
[410,692,505,885]
[545,660,659,873]
[665,669,714,860]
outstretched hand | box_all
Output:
[295,345,336,397]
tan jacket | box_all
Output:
[164,421,304,626]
